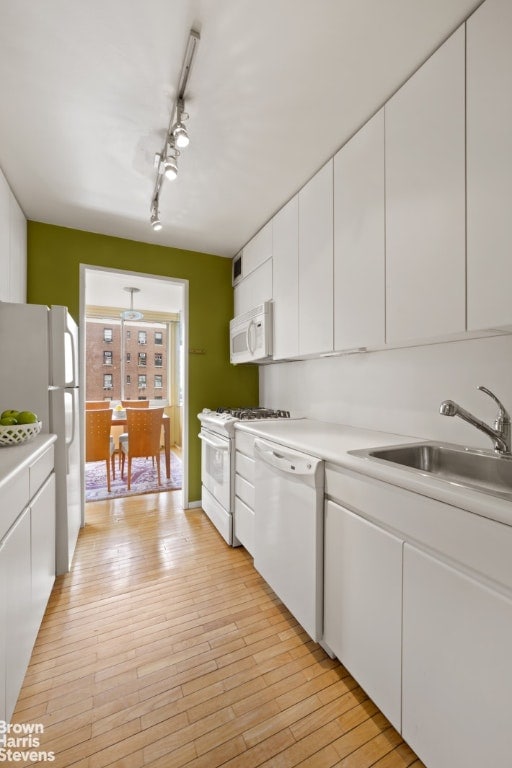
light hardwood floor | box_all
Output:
[13,491,425,768]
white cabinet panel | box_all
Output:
[324,500,403,730]
[31,475,56,633]
[233,259,272,317]
[334,110,385,350]
[403,544,512,768]
[385,26,466,343]
[4,508,32,721]
[9,193,27,303]
[0,536,5,722]
[243,220,272,277]
[467,0,512,329]
[0,170,10,303]
[273,195,299,359]
[298,161,334,356]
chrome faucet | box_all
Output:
[440,386,511,455]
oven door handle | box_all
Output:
[198,432,230,451]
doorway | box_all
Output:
[79,265,189,507]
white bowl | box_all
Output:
[0,421,42,447]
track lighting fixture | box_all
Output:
[150,200,162,231]
[149,28,200,231]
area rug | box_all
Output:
[85,452,182,502]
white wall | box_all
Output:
[260,332,512,450]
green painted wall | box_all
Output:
[27,221,259,502]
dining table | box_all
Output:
[110,411,171,479]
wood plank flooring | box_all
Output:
[13,491,425,768]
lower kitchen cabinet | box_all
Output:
[3,508,32,721]
[31,474,56,634]
[0,533,5,722]
[402,543,512,768]
[324,500,403,730]
[234,431,256,555]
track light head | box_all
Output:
[173,121,189,148]
[163,154,178,181]
[150,201,162,231]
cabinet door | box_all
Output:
[9,194,27,303]
[243,220,272,277]
[467,0,512,329]
[273,194,299,359]
[334,110,385,350]
[0,170,10,302]
[385,26,466,343]
[0,537,5,722]
[233,259,272,317]
[298,161,334,355]
[403,544,512,768]
[4,508,32,721]
[31,474,56,634]
[324,501,403,730]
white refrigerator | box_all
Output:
[0,302,82,574]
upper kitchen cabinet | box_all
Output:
[334,110,385,351]
[233,220,272,317]
[298,160,334,356]
[467,0,512,330]
[0,167,27,304]
[385,26,466,344]
[273,194,299,359]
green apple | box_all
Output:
[0,417,17,426]
[16,411,38,424]
[1,409,19,420]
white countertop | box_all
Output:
[235,418,512,528]
[0,434,57,491]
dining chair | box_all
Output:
[85,400,111,410]
[85,408,116,492]
[120,407,164,490]
[118,400,150,466]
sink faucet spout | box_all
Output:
[439,386,511,455]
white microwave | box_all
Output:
[229,301,273,364]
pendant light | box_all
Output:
[120,287,144,321]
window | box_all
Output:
[126,352,131,363]
[138,374,147,389]
[103,350,113,365]
[103,373,113,390]
[126,375,131,384]
[138,352,147,366]
[155,353,163,367]
[126,330,131,340]
[138,330,147,345]
[154,375,162,389]
[103,328,113,343]
[155,331,163,345]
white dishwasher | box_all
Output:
[254,438,325,643]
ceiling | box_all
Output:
[0,0,482,259]
[84,267,184,314]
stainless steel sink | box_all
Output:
[349,441,512,500]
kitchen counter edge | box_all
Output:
[234,419,512,528]
[0,434,57,491]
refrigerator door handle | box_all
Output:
[65,326,78,387]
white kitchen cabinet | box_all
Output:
[298,160,334,356]
[272,194,299,359]
[0,536,5,722]
[385,26,466,344]
[0,438,56,721]
[467,0,512,330]
[0,167,27,304]
[233,258,272,317]
[243,220,272,277]
[9,193,27,303]
[334,110,385,351]
[402,543,512,768]
[233,430,256,555]
[3,507,32,721]
[324,500,403,730]
[31,474,56,634]
[0,170,10,302]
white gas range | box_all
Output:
[197,407,291,545]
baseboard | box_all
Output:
[186,500,202,509]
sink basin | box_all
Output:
[349,441,512,500]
